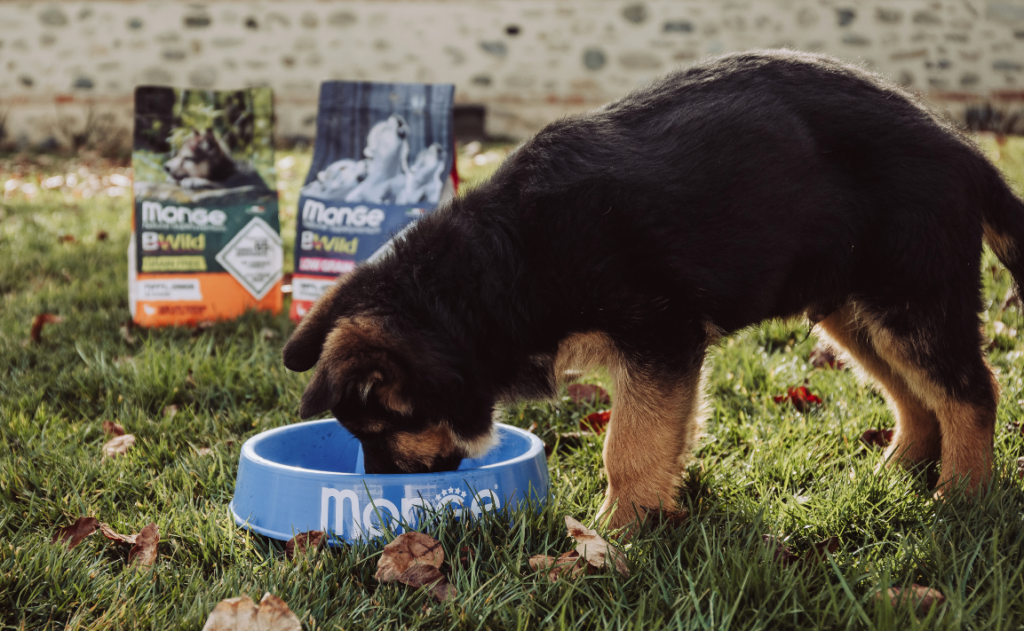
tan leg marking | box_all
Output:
[819,303,997,496]
[555,332,706,532]
[818,306,942,467]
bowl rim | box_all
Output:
[240,418,546,482]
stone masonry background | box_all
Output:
[2,0,1024,148]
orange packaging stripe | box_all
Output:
[134,272,282,327]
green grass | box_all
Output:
[3,137,1024,630]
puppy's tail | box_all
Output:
[981,166,1024,296]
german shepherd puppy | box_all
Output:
[284,50,1024,531]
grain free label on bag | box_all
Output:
[129,86,282,326]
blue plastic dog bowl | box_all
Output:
[230,418,549,543]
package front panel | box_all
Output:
[130,85,282,326]
[291,81,455,321]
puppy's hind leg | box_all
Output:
[597,359,706,533]
[817,304,943,473]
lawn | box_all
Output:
[3,135,1024,630]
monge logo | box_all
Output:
[141,201,226,227]
[320,485,501,539]
[302,199,386,228]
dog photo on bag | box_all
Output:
[284,50,1024,531]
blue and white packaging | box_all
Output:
[291,81,456,321]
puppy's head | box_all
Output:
[283,297,496,474]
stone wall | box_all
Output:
[2,0,1024,148]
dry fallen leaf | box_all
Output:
[285,530,325,560]
[580,410,611,434]
[30,313,63,343]
[260,327,278,341]
[567,383,611,405]
[201,593,302,631]
[772,386,823,412]
[128,522,159,569]
[804,537,841,567]
[458,545,475,569]
[102,420,125,437]
[96,230,109,241]
[52,516,100,549]
[99,522,137,546]
[163,405,179,419]
[762,535,799,567]
[375,532,454,602]
[202,596,257,630]
[877,584,946,614]
[398,563,456,601]
[529,550,589,581]
[565,516,629,575]
[860,428,894,449]
[375,532,444,582]
[196,447,213,457]
[103,434,136,458]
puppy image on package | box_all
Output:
[163,128,271,191]
[284,51,1024,531]
[302,115,448,205]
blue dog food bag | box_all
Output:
[290,82,456,321]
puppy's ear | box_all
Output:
[282,278,349,372]
[297,317,415,420]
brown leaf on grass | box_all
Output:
[762,535,799,567]
[876,584,946,614]
[458,545,475,569]
[96,230,109,241]
[375,532,455,602]
[809,344,845,370]
[99,523,137,546]
[374,532,445,582]
[59,234,76,243]
[529,550,589,581]
[196,447,213,457]
[804,537,841,566]
[580,410,611,434]
[102,420,125,437]
[565,516,629,575]
[52,516,100,548]
[285,530,325,560]
[860,428,894,448]
[102,434,136,458]
[201,593,302,631]
[772,386,823,412]
[163,404,179,419]
[128,523,159,568]
[567,383,611,405]
[260,327,278,341]
[30,313,63,343]
[398,564,456,602]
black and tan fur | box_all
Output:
[284,50,1024,531]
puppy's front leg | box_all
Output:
[598,365,705,532]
